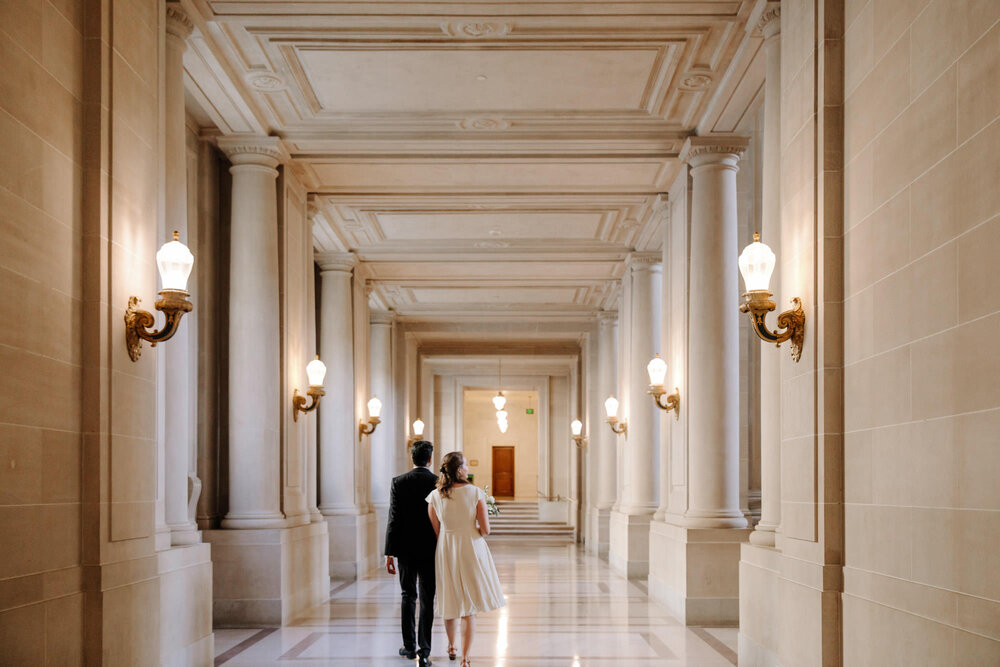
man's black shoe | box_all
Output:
[399,648,416,659]
[416,657,433,667]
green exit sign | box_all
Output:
[525,408,534,414]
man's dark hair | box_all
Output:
[411,440,433,466]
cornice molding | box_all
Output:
[756,4,781,38]
[165,4,194,40]
[315,251,356,273]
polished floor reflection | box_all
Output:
[214,541,738,666]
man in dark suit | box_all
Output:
[384,440,438,666]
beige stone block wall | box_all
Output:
[0,0,86,662]
[462,389,540,500]
[843,0,1000,662]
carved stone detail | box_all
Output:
[474,240,510,249]
[756,5,781,37]
[165,4,194,40]
[216,135,284,167]
[679,136,751,164]
[627,252,662,269]
[679,73,713,90]
[247,72,287,92]
[458,117,509,131]
[315,251,357,272]
[441,22,512,38]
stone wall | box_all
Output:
[842,0,1000,662]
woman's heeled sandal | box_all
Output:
[447,646,457,661]
[461,659,471,667]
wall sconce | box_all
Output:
[646,354,680,416]
[359,395,383,440]
[292,356,327,421]
[125,231,194,362]
[571,419,587,448]
[604,396,627,438]
[407,418,425,445]
[738,233,806,362]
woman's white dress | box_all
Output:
[426,485,506,619]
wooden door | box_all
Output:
[492,446,515,498]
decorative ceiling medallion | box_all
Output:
[679,73,713,91]
[475,240,510,249]
[458,117,509,131]
[441,21,511,38]
[247,72,287,92]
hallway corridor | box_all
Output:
[213,543,739,666]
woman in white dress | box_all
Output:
[426,451,506,666]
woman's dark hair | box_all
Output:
[437,451,467,499]
[411,440,433,466]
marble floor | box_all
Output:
[213,541,739,666]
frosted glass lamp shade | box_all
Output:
[604,396,619,419]
[367,396,382,419]
[496,410,508,421]
[739,233,776,292]
[412,418,425,437]
[571,419,583,436]
[498,420,509,434]
[305,357,327,387]
[647,355,667,386]
[156,231,194,292]
[492,393,507,411]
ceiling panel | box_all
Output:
[375,212,604,240]
[297,47,660,113]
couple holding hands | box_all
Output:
[384,442,506,667]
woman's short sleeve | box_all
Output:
[477,487,486,502]
[425,489,436,505]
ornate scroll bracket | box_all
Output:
[740,293,806,362]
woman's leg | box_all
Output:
[461,614,476,660]
[444,618,458,652]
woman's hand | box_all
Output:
[428,503,441,537]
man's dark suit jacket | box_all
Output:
[384,467,438,561]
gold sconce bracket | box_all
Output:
[292,387,325,422]
[124,291,193,362]
[572,435,588,449]
[648,385,681,417]
[739,292,806,362]
[359,416,381,441]
[606,417,628,438]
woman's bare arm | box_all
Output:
[428,503,441,537]
[476,498,490,536]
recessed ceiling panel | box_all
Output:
[411,287,580,304]
[296,47,659,113]
[376,212,604,240]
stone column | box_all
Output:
[595,312,618,510]
[750,5,782,547]
[620,253,661,514]
[369,310,394,531]
[163,4,200,544]
[608,253,661,578]
[682,136,750,529]
[306,218,323,523]
[653,195,672,522]
[218,135,285,529]
[316,253,358,516]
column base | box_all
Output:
[220,511,286,529]
[586,507,611,557]
[678,508,750,529]
[609,510,652,579]
[157,543,213,666]
[647,519,751,625]
[203,521,329,626]
[749,523,778,546]
[168,522,202,546]
[324,511,378,579]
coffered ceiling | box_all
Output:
[181,0,769,333]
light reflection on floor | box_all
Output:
[214,541,739,666]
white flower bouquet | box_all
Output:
[483,485,500,516]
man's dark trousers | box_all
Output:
[384,466,438,660]
[398,555,435,659]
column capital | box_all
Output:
[370,310,395,326]
[165,3,194,41]
[627,252,662,272]
[316,251,356,273]
[597,310,618,326]
[752,1,781,38]
[650,193,670,223]
[679,136,750,168]
[216,134,286,169]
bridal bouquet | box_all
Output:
[483,485,500,516]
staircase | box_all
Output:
[487,501,575,542]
